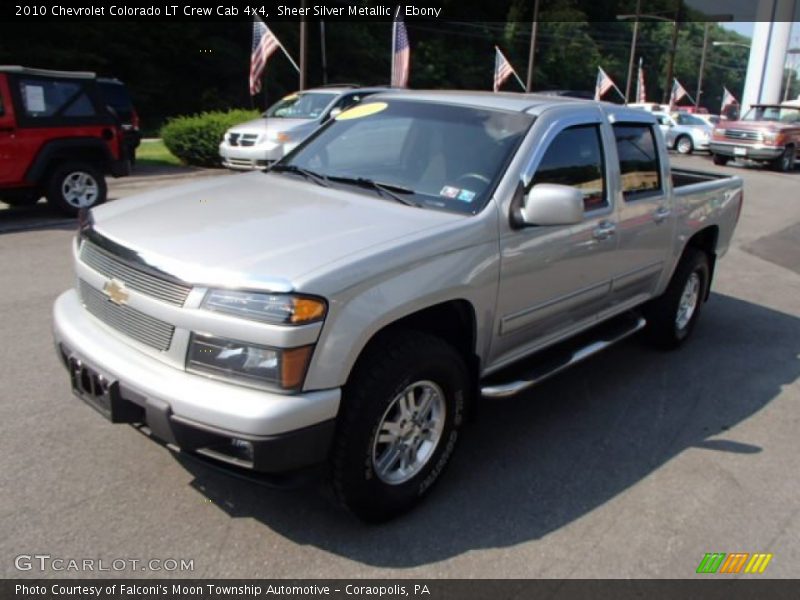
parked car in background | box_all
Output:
[0,66,130,215]
[653,111,712,154]
[695,114,721,128]
[54,92,743,521]
[219,85,388,170]
[628,102,670,113]
[710,103,800,171]
[97,77,141,164]
[673,105,709,115]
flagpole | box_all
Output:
[512,70,526,91]
[391,7,399,86]
[256,16,301,75]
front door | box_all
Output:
[490,112,620,370]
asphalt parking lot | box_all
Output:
[1,155,799,579]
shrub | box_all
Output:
[160,109,260,167]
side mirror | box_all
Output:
[328,107,342,120]
[520,183,584,226]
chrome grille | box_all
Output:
[239,134,258,147]
[724,129,763,142]
[78,280,174,351]
[80,241,191,306]
[228,132,240,146]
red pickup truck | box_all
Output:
[709,103,800,172]
[0,66,131,215]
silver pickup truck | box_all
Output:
[53,92,743,522]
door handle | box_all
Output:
[653,206,672,223]
[592,221,616,240]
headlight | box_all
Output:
[763,131,784,144]
[713,128,726,136]
[187,333,313,390]
[269,131,292,143]
[202,289,326,325]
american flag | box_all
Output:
[493,47,516,92]
[721,87,738,113]
[636,59,646,103]
[670,78,689,109]
[594,67,615,101]
[391,19,410,88]
[250,18,280,96]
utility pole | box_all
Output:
[320,20,328,85]
[624,0,641,104]
[299,0,307,89]
[696,22,710,108]
[662,0,681,104]
[525,0,541,92]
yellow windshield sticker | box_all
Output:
[282,93,299,101]
[335,102,388,120]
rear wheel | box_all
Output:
[643,249,710,350]
[771,146,795,172]
[46,162,107,217]
[675,135,694,155]
[712,154,729,166]
[331,330,469,522]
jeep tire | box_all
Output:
[46,162,107,216]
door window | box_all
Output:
[531,124,607,211]
[18,78,96,118]
[613,124,662,200]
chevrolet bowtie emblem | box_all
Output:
[103,279,129,305]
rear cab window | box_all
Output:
[18,78,97,118]
[612,123,663,200]
[531,124,608,212]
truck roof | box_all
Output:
[370,89,636,115]
[0,65,96,79]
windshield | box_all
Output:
[264,92,336,119]
[675,113,706,126]
[741,106,800,123]
[280,99,534,214]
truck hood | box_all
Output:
[721,120,795,132]
[90,172,462,291]
[228,117,312,135]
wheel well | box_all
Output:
[686,226,719,300]
[45,150,107,178]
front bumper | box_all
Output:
[53,290,340,473]
[218,140,285,170]
[710,141,784,160]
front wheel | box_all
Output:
[771,146,795,172]
[712,154,729,166]
[643,249,710,350]
[46,162,107,217]
[675,135,694,155]
[331,331,470,522]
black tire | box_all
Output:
[770,146,795,173]
[675,135,693,155]
[712,154,729,166]
[643,249,710,350]
[331,330,470,522]
[46,162,107,217]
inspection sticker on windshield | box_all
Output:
[439,186,460,198]
[335,102,388,120]
[457,189,476,202]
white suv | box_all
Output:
[219,86,386,170]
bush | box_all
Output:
[160,109,260,167]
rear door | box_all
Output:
[606,117,674,306]
[0,76,16,181]
[490,107,621,368]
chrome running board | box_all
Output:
[480,314,646,398]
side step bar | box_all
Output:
[480,314,646,398]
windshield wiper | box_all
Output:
[268,164,329,187]
[327,175,422,208]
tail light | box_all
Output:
[131,108,140,131]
